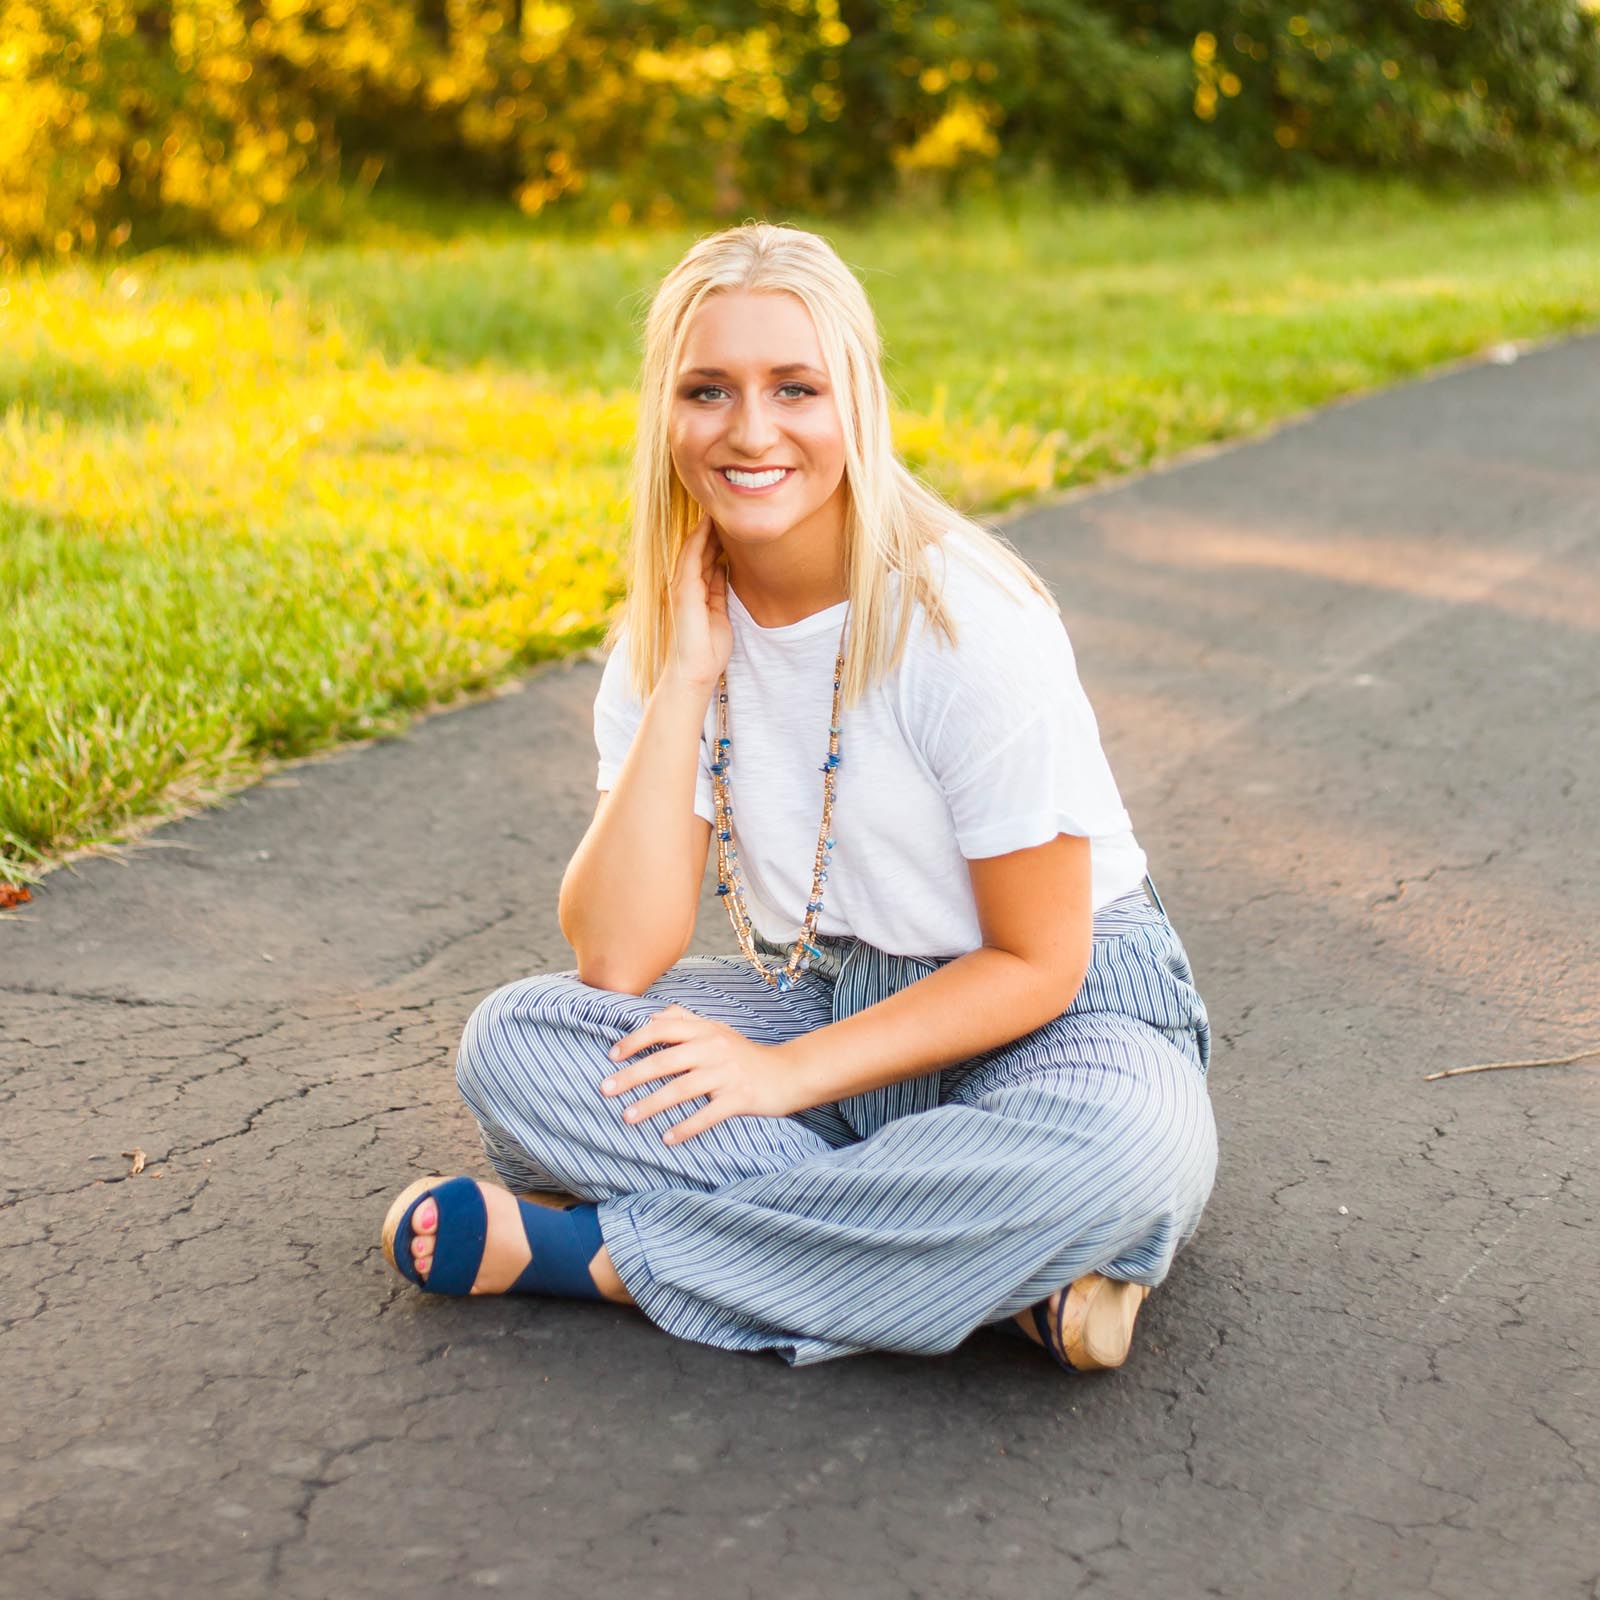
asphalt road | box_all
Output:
[4,334,1597,1600]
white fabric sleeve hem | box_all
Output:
[955,806,1133,861]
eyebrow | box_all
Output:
[682,363,827,379]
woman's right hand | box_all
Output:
[665,512,733,693]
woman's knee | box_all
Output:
[454,971,602,1115]
[1046,1041,1218,1226]
[1049,1076,1215,1286]
[1114,1058,1218,1232]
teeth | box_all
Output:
[723,467,788,488]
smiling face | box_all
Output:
[668,289,849,559]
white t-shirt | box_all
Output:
[593,525,1148,958]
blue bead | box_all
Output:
[716,884,730,895]
[719,830,730,841]
[824,837,834,847]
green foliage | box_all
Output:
[1154,0,1600,181]
[5,179,1600,884]
[3,2,1598,260]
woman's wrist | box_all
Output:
[768,1033,835,1114]
[657,666,719,705]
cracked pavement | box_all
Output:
[4,334,1598,1600]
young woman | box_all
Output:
[381,222,1217,1371]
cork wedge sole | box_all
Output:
[1031,1273,1152,1373]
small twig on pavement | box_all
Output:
[1425,1044,1600,1082]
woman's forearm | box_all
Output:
[559,672,714,992]
[772,946,1089,1109]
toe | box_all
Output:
[408,1194,438,1279]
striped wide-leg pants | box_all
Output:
[453,889,1218,1367]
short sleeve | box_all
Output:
[920,601,1133,859]
[593,627,716,823]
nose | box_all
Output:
[724,389,781,460]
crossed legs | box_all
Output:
[437,960,1216,1367]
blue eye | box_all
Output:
[687,383,816,401]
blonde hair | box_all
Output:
[611,221,1060,709]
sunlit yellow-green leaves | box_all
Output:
[6,2,1598,263]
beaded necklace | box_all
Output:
[711,617,849,993]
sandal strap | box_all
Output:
[395,1175,487,1296]
[1031,1296,1076,1373]
[510,1200,605,1300]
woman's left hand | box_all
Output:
[600,1003,795,1144]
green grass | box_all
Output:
[6,177,1600,886]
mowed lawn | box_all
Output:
[5,179,1600,887]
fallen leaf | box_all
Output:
[0,884,32,908]
[122,1148,147,1175]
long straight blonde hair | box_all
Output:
[611,221,1060,709]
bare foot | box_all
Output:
[405,1181,633,1304]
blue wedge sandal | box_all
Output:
[381,1174,606,1300]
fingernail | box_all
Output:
[608,1046,620,1059]
[623,1108,637,1122]
[601,1077,616,1093]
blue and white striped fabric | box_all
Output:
[454,888,1217,1367]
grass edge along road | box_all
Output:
[5,178,1600,892]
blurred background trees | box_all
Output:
[5,0,1599,260]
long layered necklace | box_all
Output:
[711,620,848,993]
